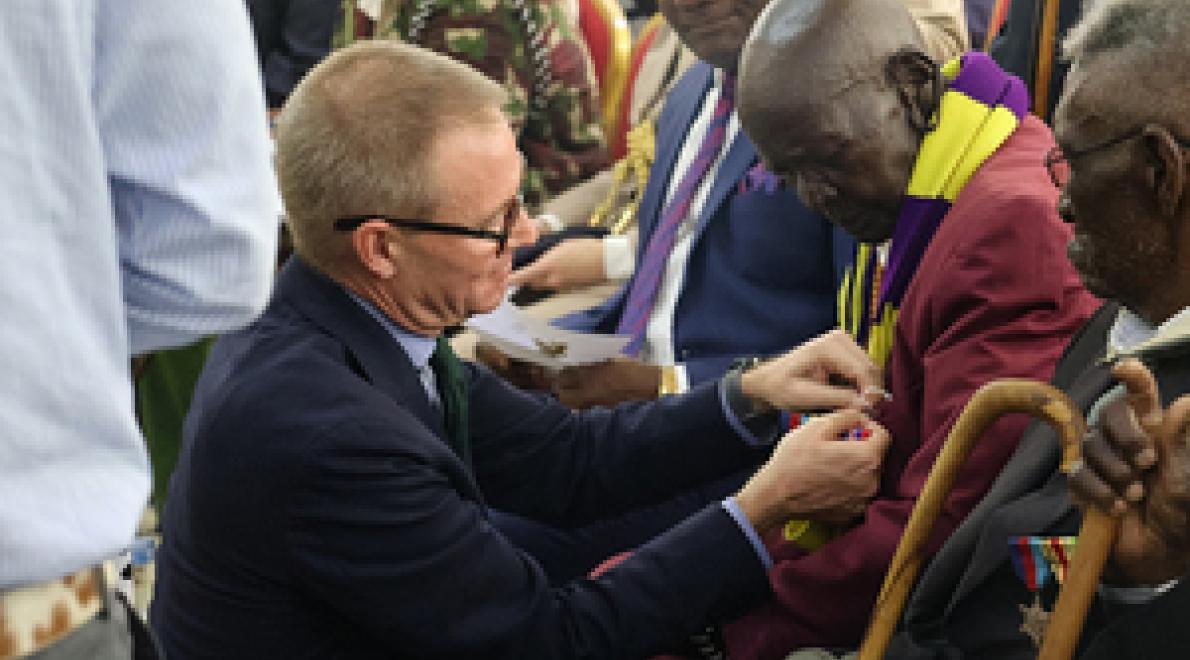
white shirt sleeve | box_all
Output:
[602,234,636,280]
[98,0,280,355]
[673,364,690,393]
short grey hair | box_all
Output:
[275,40,508,275]
[1064,0,1190,63]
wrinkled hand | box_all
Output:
[740,329,884,413]
[1070,391,1190,586]
[735,410,891,534]
[553,358,660,409]
[508,237,607,292]
[474,341,555,393]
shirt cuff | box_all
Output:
[603,234,635,280]
[673,364,690,393]
[722,497,773,570]
[1098,578,1180,605]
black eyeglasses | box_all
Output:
[333,194,524,255]
[1045,126,1190,189]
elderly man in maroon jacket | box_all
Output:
[723,0,1100,656]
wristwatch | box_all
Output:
[725,356,773,423]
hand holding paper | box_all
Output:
[467,300,631,369]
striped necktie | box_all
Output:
[615,76,736,355]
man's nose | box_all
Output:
[509,207,539,248]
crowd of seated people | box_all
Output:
[6,0,1190,659]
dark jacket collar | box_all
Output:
[271,256,444,434]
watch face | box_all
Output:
[731,356,763,372]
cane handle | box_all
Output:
[1038,359,1168,658]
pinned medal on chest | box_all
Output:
[1009,536,1077,648]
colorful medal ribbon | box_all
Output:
[1039,536,1077,585]
[1009,536,1066,647]
[1009,536,1054,592]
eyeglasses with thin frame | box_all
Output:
[1045,126,1190,189]
[333,194,524,255]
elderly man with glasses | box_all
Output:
[148,40,904,660]
[872,1,1190,658]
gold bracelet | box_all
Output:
[658,365,680,397]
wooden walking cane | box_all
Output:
[1039,358,1190,659]
[858,359,1183,660]
[857,378,1088,660]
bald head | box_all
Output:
[737,0,938,242]
[740,0,925,115]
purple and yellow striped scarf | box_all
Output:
[839,52,1029,368]
[785,54,1029,550]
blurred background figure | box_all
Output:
[987,0,1084,120]
[247,0,344,112]
[0,0,277,656]
[375,0,610,208]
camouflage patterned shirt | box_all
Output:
[382,0,609,208]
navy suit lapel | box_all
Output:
[689,130,756,242]
[643,65,759,263]
[274,258,448,439]
[601,63,714,321]
[634,62,714,247]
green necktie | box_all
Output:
[429,336,470,467]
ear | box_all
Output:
[884,49,943,135]
[1142,125,1187,220]
[349,222,398,279]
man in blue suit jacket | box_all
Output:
[150,40,893,659]
[481,0,858,412]
[548,57,854,396]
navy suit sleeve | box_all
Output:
[284,408,771,659]
[466,363,769,525]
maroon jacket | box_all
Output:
[723,115,1101,657]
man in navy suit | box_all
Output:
[149,40,895,659]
